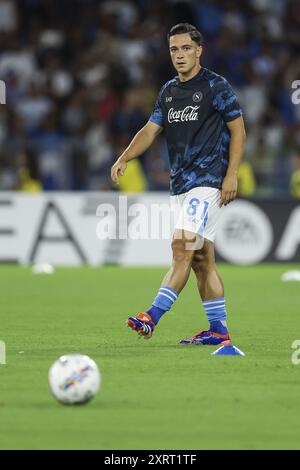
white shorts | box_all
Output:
[170,187,223,243]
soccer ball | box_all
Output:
[48,354,101,405]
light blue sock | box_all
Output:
[202,297,228,334]
[146,286,178,325]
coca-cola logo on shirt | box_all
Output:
[167,106,200,123]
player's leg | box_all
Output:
[127,229,198,338]
[180,240,230,345]
[161,229,199,292]
[192,240,224,301]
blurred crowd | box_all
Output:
[0,0,299,196]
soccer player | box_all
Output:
[111,23,246,345]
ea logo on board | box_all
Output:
[215,200,273,264]
[192,91,203,103]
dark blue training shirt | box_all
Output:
[150,67,243,195]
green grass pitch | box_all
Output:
[0,264,300,450]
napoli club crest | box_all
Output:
[192,91,203,103]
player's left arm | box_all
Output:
[221,116,246,206]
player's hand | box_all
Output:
[111,158,127,185]
[221,173,238,206]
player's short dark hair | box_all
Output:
[167,23,204,46]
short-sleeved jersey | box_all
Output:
[150,67,243,195]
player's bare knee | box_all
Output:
[192,257,205,275]
[192,248,211,275]
[171,238,195,264]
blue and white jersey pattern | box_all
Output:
[150,67,243,196]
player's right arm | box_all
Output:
[111,120,163,185]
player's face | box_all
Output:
[169,34,202,75]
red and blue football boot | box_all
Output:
[179,330,231,345]
[127,313,155,339]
